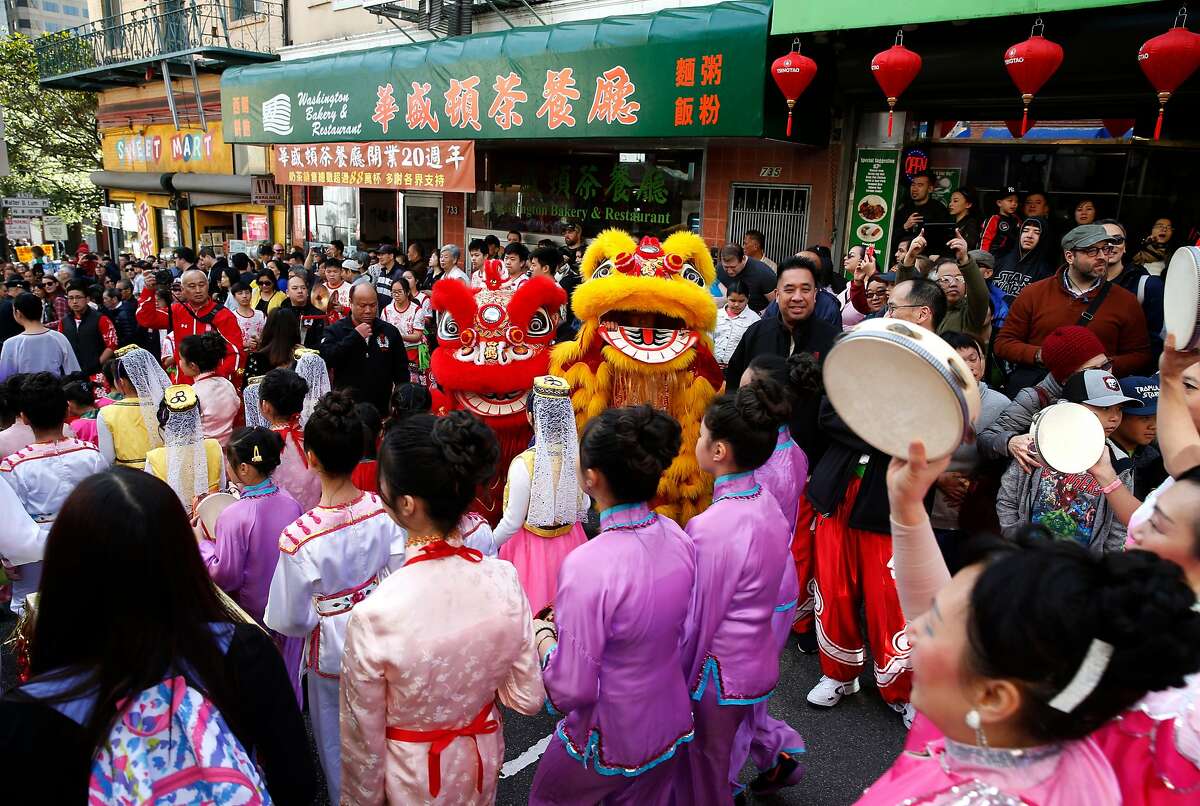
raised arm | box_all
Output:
[1157,335,1200,477]
[886,441,952,621]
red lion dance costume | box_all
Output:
[550,230,722,524]
[430,261,567,523]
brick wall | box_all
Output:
[443,192,466,247]
[701,142,840,251]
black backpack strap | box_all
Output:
[1076,281,1112,326]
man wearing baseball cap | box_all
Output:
[998,367,1137,554]
[995,224,1151,395]
[1113,374,1167,499]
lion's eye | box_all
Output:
[680,265,705,286]
[590,261,613,280]
[527,309,552,337]
[438,314,460,340]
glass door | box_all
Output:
[402,192,443,258]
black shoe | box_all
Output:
[749,751,803,795]
[795,630,817,654]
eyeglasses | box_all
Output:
[885,302,925,314]
[1077,243,1117,257]
[865,291,888,299]
[936,275,964,285]
[1106,236,1126,246]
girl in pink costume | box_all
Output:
[1092,338,1200,803]
[491,376,588,613]
[868,440,1200,806]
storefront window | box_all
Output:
[158,209,180,249]
[468,148,702,239]
[242,213,270,242]
[302,185,358,245]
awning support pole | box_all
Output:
[161,60,180,130]
[189,57,206,130]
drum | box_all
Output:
[823,319,981,459]
[194,492,238,542]
[1030,401,1106,474]
[1164,246,1200,351]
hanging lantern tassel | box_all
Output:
[1155,91,1171,139]
[1020,93,1033,135]
[785,99,796,136]
[886,97,897,136]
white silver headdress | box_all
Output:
[293,347,331,426]
[243,375,268,429]
[527,375,590,527]
[160,384,210,509]
[115,344,171,451]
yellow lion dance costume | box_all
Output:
[551,229,723,524]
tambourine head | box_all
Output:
[823,320,981,460]
[1164,246,1200,351]
[1031,402,1106,474]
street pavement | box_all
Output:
[2,612,906,806]
[494,642,907,806]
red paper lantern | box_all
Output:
[1005,119,1035,139]
[1101,118,1136,138]
[771,39,818,137]
[871,31,922,137]
[1004,19,1063,137]
[1138,10,1200,139]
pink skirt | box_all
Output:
[499,522,587,614]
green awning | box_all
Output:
[771,0,1147,35]
[222,0,768,144]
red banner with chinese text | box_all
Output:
[272,141,475,193]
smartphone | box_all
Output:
[864,245,876,262]
[920,222,957,254]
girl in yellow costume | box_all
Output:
[96,344,172,468]
[144,384,225,512]
[550,230,723,524]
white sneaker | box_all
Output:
[806,675,860,707]
[890,701,916,729]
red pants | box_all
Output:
[812,476,911,704]
[790,496,816,634]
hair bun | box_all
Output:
[613,405,681,478]
[431,411,500,488]
[315,389,356,420]
[787,352,823,397]
[1093,549,1200,695]
[736,378,791,428]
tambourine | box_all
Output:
[194,492,238,542]
[1164,246,1200,351]
[1030,401,1106,474]
[823,319,981,459]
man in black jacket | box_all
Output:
[58,281,117,376]
[724,257,838,458]
[319,283,409,412]
[279,273,327,349]
[803,279,947,725]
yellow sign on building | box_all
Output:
[101,122,234,175]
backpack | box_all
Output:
[87,674,270,805]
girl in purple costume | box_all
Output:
[530,406,697,806]
[677,379,795,804]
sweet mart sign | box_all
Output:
[221,0,768,143]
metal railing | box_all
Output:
[34,0,283,81]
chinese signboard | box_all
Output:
[102,122,234,175]
[272,140,476,193]
[221,0,768,143]
[846,148,901,257]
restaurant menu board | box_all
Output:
[846,148,901,261]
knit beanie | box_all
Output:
[1041,325,1105,383]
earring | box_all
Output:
[965,709,988,748]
